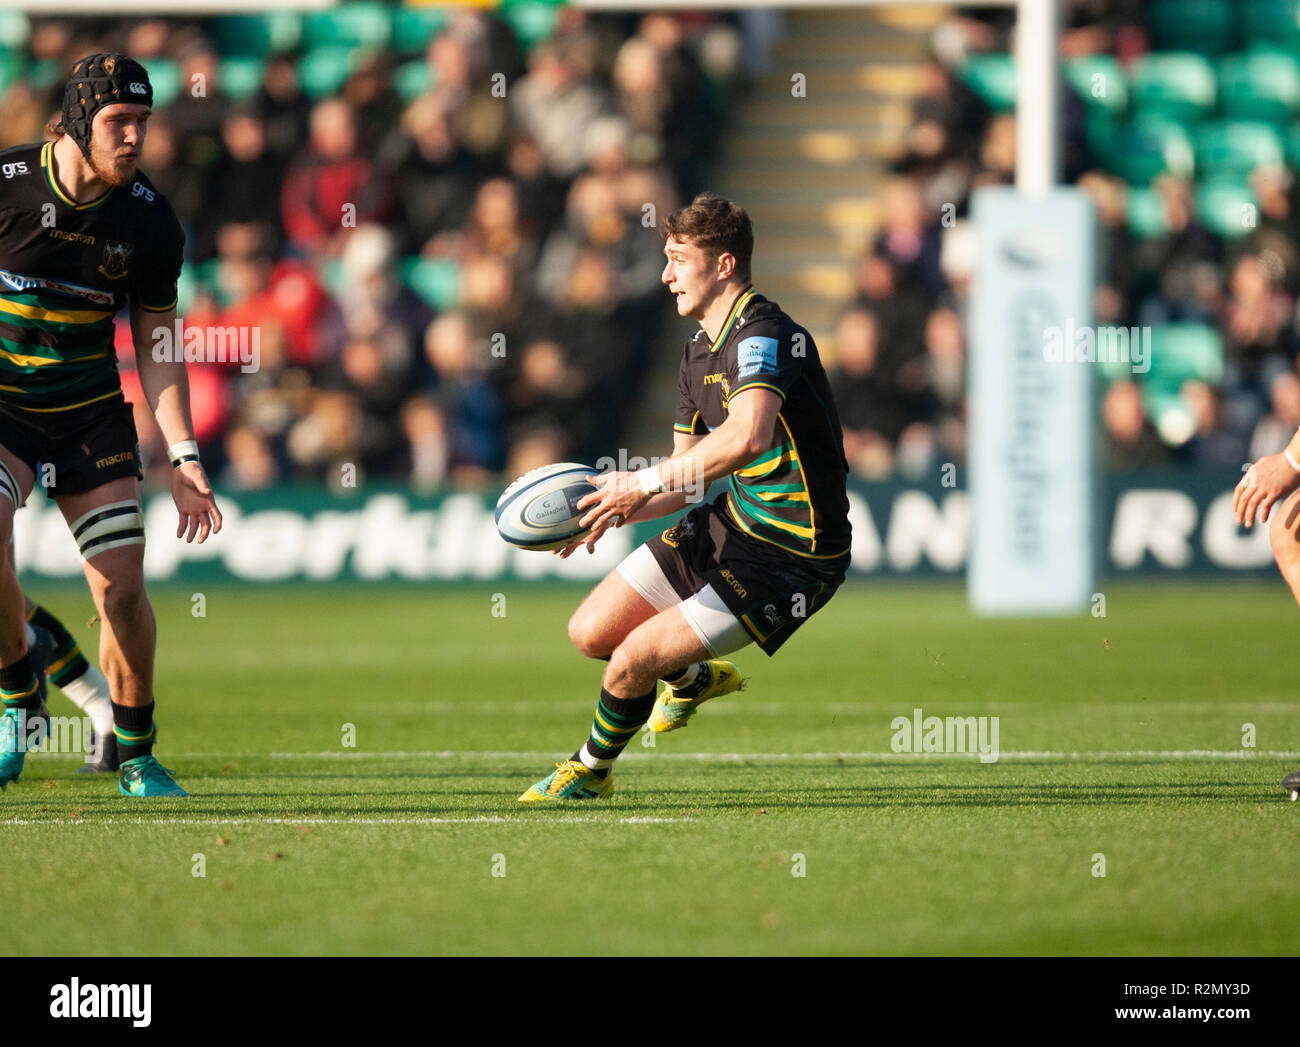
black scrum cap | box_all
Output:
[60,53,153,160]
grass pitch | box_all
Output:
[3,580,1298,955]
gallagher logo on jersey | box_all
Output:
[98,242,133,280]
[737,336,778,378]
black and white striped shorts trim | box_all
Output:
[69,499,145,558]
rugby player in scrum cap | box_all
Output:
[0,53,221,796]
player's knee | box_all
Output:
[568,609,612,659]
[1269,503,1300,570]
[94,563,147,623]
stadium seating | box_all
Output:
[1147,0,1237,55]
[1194,119,1285,179]
[207,12,301,58]
[1218,50,1300,124]
[1130,52,1217,123]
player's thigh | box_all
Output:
[614,587,753,679]
[0,443,35,537]
[569,565,660,656]
[54,477,146,600]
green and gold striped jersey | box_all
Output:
[674,286,852,560]
[0,140,184,414]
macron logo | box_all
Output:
[50,979,151,1028]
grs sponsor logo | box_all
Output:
[3,161,28,178]
[131,181,154,202]
[50,978,151,1027]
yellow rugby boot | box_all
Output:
[648,660,744,734]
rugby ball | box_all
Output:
[495,462,600,551]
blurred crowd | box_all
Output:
[826,0,1300,480]
[0,10,741,491]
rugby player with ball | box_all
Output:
[515,193,853,801]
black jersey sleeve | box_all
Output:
[730,318,805,400]
[132,197,185,313]
[673,341,706,435]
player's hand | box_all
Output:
[553,472,647,558]
[171,461,223,543]
[1234,452,1300,528]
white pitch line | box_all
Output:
[0,815,692,827]
[24,749,1300,762]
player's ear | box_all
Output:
[717,252,736,279]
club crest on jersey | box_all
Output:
[98,242,132,280]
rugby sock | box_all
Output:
[0,650,40,711]
[28,604,113,737]
[112,700,156,763]
[662,661,711,698]
[574,688,655,776]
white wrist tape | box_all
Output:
[167,439,200,467]
[637,465,667,495]
[1285,448,1300,473]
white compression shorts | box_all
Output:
[616,543,751,658]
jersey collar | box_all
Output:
[42,142,116,212]
[709,284,755,353]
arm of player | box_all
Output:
[554,431,705,558]
[571,387,782,543]
[130,304,223,543]
[1234,429,1300,527]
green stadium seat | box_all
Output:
[401,257,460,311]
[1145,324,1226,395]
[391,6,450,55]
[0,49,26,95]
[219,56,265,103]
[315,257,344,297]
[301,3,392,51]
[1146,0,1237,55]
[1195,177,1261,238]
[1130,52,1216,122]
[501,1,562,50]
[959,54,1016,113]
[1286,123,1300,167]
[1065,54,1128,113]
[1218,50,1300,122]
[1126,185,1169,239]
[296,47,362,101]
[1195,119,1284,178]
[25,58,62,92]
[1243,0,1300,45]
[142,57,182,109]
[1107,116,1195,184]
[0,11,29,50]
[394,59,434,102]
[208,12,301,58]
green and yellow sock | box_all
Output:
[575,688,655,776]
[27,604,90,689]
[0,651,40,712]
[113,700,156,763]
